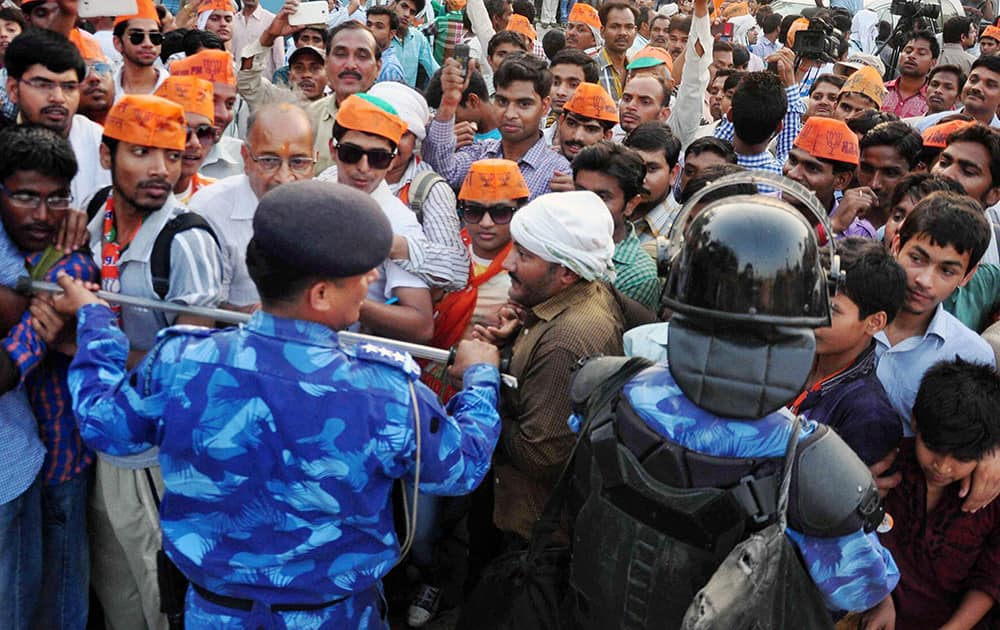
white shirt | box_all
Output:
[188,174,259,306]
[93,30,123,66]
[112,65,169,103]
[68,115,111,209]
[200,136,246,180]
[367,180,428,302]
[232,6,285,79]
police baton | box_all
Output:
[18,277,518,388]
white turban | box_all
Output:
[368,82,430,141]
[510,191,616,282]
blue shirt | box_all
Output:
[874,304,996,436]
[391,27,439,88]
[377,46,406,84]
[569,365,900,613]
[69,306,501,626]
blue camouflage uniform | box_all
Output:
[69,306,501,629]
[570,364,900,614]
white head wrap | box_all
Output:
[368,82,430,141]
[509,191,616,282]
[729,14,757,49]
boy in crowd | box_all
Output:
[877,359,1000,630]
[623,121,682,250]
[925,64,966,116]
[424,69,501,145]
[804,73,844,120]
[544,47,599,141]
[834,65,884,122]
[857,121,923,228]
[792,238,906,466]
[552,82,617,163]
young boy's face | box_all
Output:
[813,293,881,357]
[915,433,978,488]
[892,232,974,317]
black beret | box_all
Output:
[252,180,393,278]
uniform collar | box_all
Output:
[245,310,340,349]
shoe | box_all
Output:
[407,584,441,627]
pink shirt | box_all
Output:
[882,78,929,118]
[232,6,285,79]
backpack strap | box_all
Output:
[86,185,113,222]
[150,213,220,300]
[408,170,447,224]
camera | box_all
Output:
[792,20,840,61]
[889,0,941,20]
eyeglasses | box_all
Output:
[0,184,73,211]
[246,148,316,174]
[334,142,396,169]
[18,77,79,94]
[187,124,216,144]
[127,30,163,46]
[87,61,113,76]
[458,202,519,225]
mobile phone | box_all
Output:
[453,43,470,78]
[721,22,733,42]
[78,0,137,18]
[289,1,329,27]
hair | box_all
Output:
[759,12,782,35]
[625,121,682,168]
[836,34,849,59]
[713,39,733,54]
[846,109,898,137]
[636,6,651,29]
[366,4,400,33]
[905,29,940,59]
[942,15,973,44]
[292,24,330,47]
[860,121,922,169]
[549,47,600,83]
[424,67,489,107]
[400,0,427,14]
[945,123,1000,188]
[0,7,27,31]
[155,4,170,23]
[913,359,1000,461]
[809,72,845,95]
[778,14,798,45]
[4,28,86,81]
[732,45,749,69]
[680,163,753,204]
[890,173,965,209]
[684,136,738,164]
[161,27,189,62]
[927,63,966,94]
[246,239,323,304]
[731,72,786,145]
[494,52,552,98]
[0,125,77,183]
[327,20,378,57]
[598,2,639,27]
[182,29,225,56]
[512,0,534,22]
[831,238,906,323]
[755,4,774,25]
[722,70,745,92]
[898,191,991,273]
[971,53,1000,76]
[668,14,691,34]
[713,67,737,85]
[484,0,510,20]
[542,28,565,60]
[488,30,529,57]
[649,13,670,32]
[571,141,647,202]
[625,71,671,106]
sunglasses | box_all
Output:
[87,61,113,76]
[334,142,395,169]
[187,124,216,143]
[127,30,163,46]
[458,202,519,225]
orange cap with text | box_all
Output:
[70,30,107,62]
[113,0,161,27]
[335,94,408,146]
[197,0,235,13]
[983,25,1000,42]
[786,18,809,48]
[922,119,973,149]
[563,82,619,124]
[839,65,885,108]
[155,76,215,124]
[103,95,187,151]
[459,159,530,203]
[793,116,859,165]
[170,49,237,86]
[506,14,537,42]
[569,3,601,29]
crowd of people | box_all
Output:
[1,0,1000,627]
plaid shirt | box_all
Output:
[2,251,98,485]
[613,225,660,311]
[715,83,804,166]
[596,48,628,103]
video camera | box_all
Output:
[792,18,840,62]
[889,0,941,20]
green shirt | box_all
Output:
[944,263,1000,333]
[613,224,660,311]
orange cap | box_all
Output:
[104,95,187,151]
[335,94,408,146]
[506,14,536,42]
[721,2,749,18]
[113,0,161,27]
[459,159,530,203]
[786,18,809,48]
[562,82,619,124]
[983,25,1000,42]
[793,117,859,165]
[197,0,235,13]
[922,119,974,149]
[155,76,215,124]
[170,49,236,86]
[627,45,673,73]
[569,3,601,30]
[69,29,107,62]
[839,65,885,109]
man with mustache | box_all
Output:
[925,65,965,116]
[5,29,110,209]
[155,76,218,205]
[882,30,937,118]
[564,3,602,55]
[596,2,638,103]
[914,56,1000,131]
[76,32,115,126]
[112,0,169,100]
[554,82,617,163]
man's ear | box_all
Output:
[864,310,889,335]
[833,170,853,192]
[305,280,336,313]
[959,263,980,289]
[603,127,613,140]
[466,92,479,109]
[5,77,17,106]
[890,232,901,256]
[985,185,1000,208]
[623,194,643,218]
[99,142,112,170]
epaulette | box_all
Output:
[353,341,421,381]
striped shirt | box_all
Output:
[3,251,98,485]
[613,225,660,311]
[596,48,628,103]
[715,83,804,166]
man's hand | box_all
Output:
[869,448,901,498]
[50,271,106,317]
[471,303,522,346]
[29,296,77,355]
[765,48,796,88]
[549,170,574,192]
[961,448,1000,512]
[832,187,877,235]
[54,208,89,255]
[261,0,302,47]
[447,338,501,380]
[861,595,896,630]
[436,58,474,120]
[454,121,478,149]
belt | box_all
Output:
[192,584,350,613]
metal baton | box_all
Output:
[18,278,518,388]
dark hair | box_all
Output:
[0,125,77,183]
[668,14,691,34]
[680,163,753,204]
[905,29,940,59]
[542,28,566,60]
[713,39,733,54]
[890,173,965,209]
[4,28,85,81]
[942,15,973,44]
[484,0,510,20]
[684,136,738,164]
[494,52,551,98]
[161,28,189,63]
[898,191,991,272]
[809,72,845,95]
[571,141,648,201]
[549,48,599,83]
[722,70,745,92]
[366,5,400,33]
[861,121,922,169]
[292,24,330,47]
[971,53,1000,76]
[0,7,26,31]
[713,67,737,85]
[424,68,489,107]
[155,4,170,23]
[836,34,849,59]
[512,0,534,22]
[778,14,798,45]
[624,121,681,168]
[488,30,529,57]
[731,72,787,145]
[846,109,898,137]
[401,0,426,14]
[914,359,1000,461]
[598,2,639,27]
[182,29,225,56]
[649,13,670,32]
[760,12,782,35]
[636,7,651,28]
[732,44,749,69]
[927,63,967,97]
[945,123,1000,187]
[328,20,378,57]
[246,239,323,304]
[832,238,906,323]
[625,71,670,106]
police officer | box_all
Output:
[567,174,900,628]
[54,180,503,629]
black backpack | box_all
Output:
[86,186,220,299]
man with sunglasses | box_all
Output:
[111,0,169,101]
[76,34,114,126]
[156,76,219,204]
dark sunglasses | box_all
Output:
[87,62,113,76]
[187,124,216,143]
[334,142,395,169]
[458,202,519,225]
[128,30,163,46]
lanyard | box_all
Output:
[100,193,142,320]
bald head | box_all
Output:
[243,103,317,199]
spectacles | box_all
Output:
[18,77,79,94]
[334,142,396,169]
[458,202,519,225]
[0,184,73,211]
[127,30,163,46]
[87,61,113,76]
[246,148,316,174]
[187,124,216,144]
